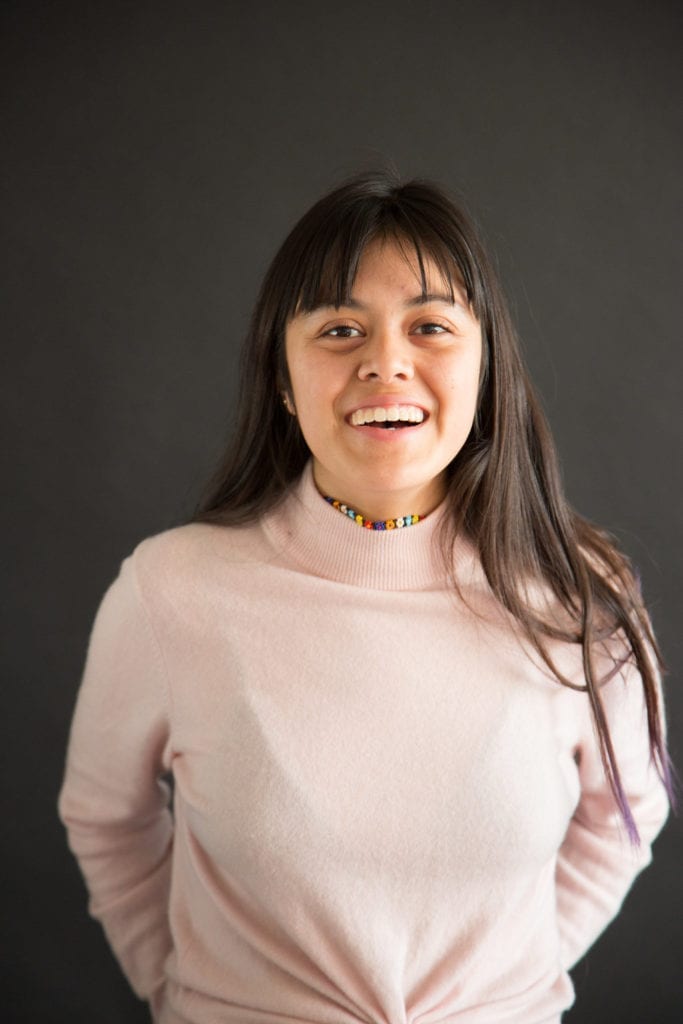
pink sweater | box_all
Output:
[58,463,668,1024]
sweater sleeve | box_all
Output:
[555,658,669,970]
[58,550,174,1003]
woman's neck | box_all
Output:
[312,467,446,524]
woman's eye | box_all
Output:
[323,325,361,338]
[414,322,449,335]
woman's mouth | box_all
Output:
[349,404,426,429]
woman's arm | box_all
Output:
[555,657,670,969]
[58,552,174,1003]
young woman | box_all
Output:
[59,171,672,1023]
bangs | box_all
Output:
[286,202,486,320]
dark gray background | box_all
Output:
[2,1,681,1021]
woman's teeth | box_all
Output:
[350,405,425,427]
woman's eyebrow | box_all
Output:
[405,292,459,308]
[303,292,461,315]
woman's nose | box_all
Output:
[357,329,414,382]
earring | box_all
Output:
[281,392,296,416]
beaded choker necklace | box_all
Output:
[324,496,423,531]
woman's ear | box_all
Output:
[281,391,296,416]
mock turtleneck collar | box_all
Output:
[262,462,475,591]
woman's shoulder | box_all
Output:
[125,519,272,600]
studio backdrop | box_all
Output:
[2,1,681,1022]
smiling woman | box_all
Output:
[284,239,482,521]
[58,171,672,1024]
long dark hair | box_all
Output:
[195,170,672,840]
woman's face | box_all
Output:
[284,238,482,521]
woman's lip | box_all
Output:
[347,421,427,441]
[345,401,429,424]
[347,398,428,414]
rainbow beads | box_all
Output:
[324,497,422,531]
